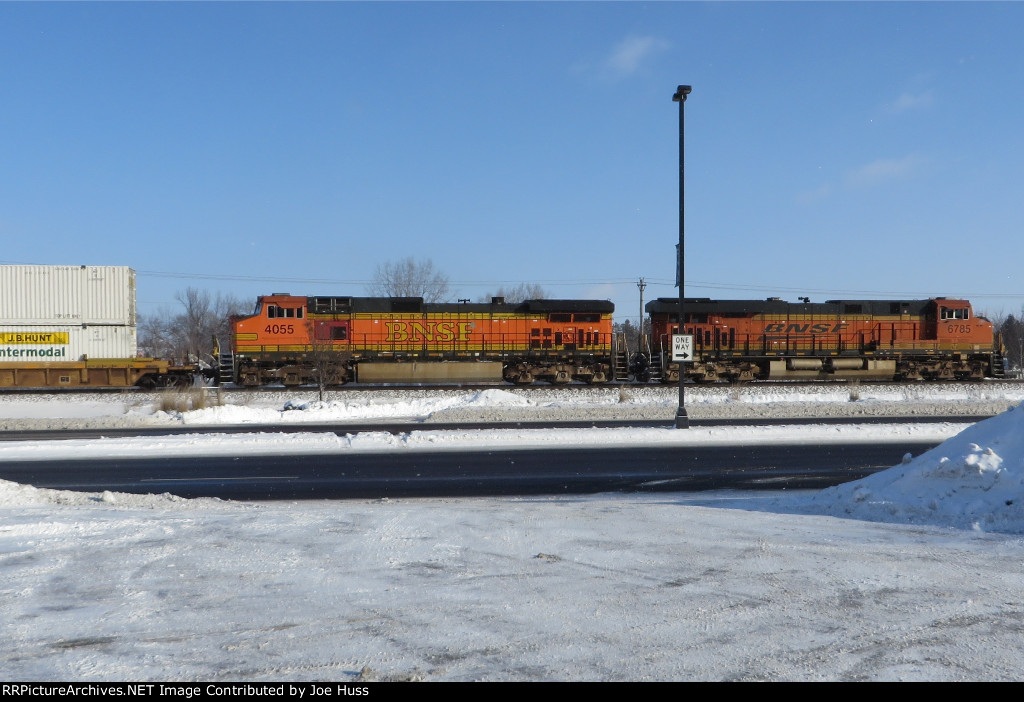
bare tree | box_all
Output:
[479,283,547,304]
[138,288,248,366]
[138,305,180,360]
[177,288,213,364]
[305,321,349,401]
[368,258,451,302]
[996,311,1024,374]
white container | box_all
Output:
[0,325,137,361]
[0,265,136,326]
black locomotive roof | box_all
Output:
[519,299,615,313]
[645,297,940,316]
[306,296,614,315]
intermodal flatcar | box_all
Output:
[644,296,1006,383]
[222,294,619,386]
[0,265,198,390]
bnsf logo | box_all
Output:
[385,321,473,342]
[763,323,847,334]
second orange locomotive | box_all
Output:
[645,296,1006,383]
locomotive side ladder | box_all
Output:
[212,337,235,386]
[992,351,1008,378]
[639,333,662,382]
[611,332,631,381]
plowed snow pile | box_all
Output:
[788,403,1024,533]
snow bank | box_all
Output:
[790,402,1024,533]
[0,423,969,461]
[3,382,1022,431]
[163,388,536,425]
[0,477,234,510]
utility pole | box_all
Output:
[673,84,691,429]
[636,277,646,358]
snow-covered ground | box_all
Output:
[1,381,1021,429]
[3,382,1024,681]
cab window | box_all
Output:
[268,305,304,319]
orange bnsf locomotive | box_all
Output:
[644,297,1006,383]
[221,294,618,386]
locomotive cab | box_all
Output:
[229,294,328,387]
[928,298,992,347]
[232,294,311,353]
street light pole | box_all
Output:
[673,84,691,429]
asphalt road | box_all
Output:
[0,440,939,500]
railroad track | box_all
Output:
[2,377,1022,395]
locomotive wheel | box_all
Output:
[505,371,531,385]
[550,374,570,385]
[504,363,536,385]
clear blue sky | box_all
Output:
[2,1,1022,326]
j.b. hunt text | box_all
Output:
[0,332,69,344]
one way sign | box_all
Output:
[671,334,694,363]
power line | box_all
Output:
[136,270,1024,299]
[4,260,1021,301]
[131,271,1024,301]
